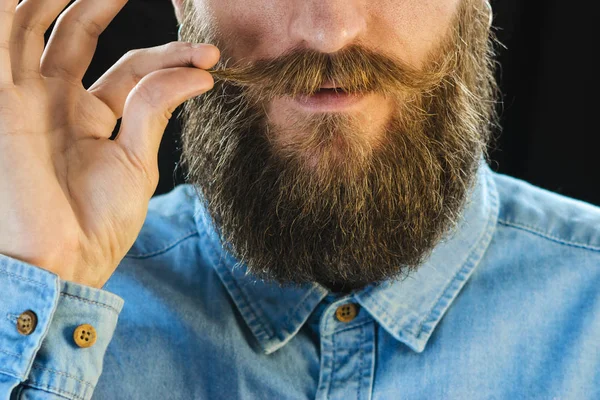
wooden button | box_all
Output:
[335,303,359,323]
[73,324,97,348]
[16,310,38,335]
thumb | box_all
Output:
[115,67,214,185]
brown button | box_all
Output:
[16,310,38,335]
[335,303,359,323]
[73,324,97,348]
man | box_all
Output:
[0,0,598,398]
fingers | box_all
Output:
[0,0,18,85]
[115,67,214,188]
[40,0,128,82]
[9,0,71,81]
[89,42,220,119]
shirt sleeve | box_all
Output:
[0,253,124,400]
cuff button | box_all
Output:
[16,310,38,335]
[73,324,97,348]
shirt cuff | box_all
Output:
[0,253,124,400]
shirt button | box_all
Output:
[73,324,97,348]
[16,310,38,335]
[335,303,359,323]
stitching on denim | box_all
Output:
[358,324,364,400]
[205,234,275,344]
[366,323,376,395]
[362,290,418,336]
[21,380,87,400]
[221,261,275,341]
[416,170,500,335]
[365,169,499,343]
[362,242,471,339]
[0,267,48,288]
[332,318,373,336]
[0,366,20,379]
[30,363,95,389]
[60,292,120,314]
[419,226,492,332]
[195,196,297,349]
[195,204,275,343]
[125,229,198,258]
[281,286,322,338]
[315,336,327,395]
[327,333,336,400]
[498,219,600,252]
[6,313,19,323]
[0,348,21,358]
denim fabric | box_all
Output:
[1,160,599,400]
[0,257,123,399]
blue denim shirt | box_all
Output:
[1,161,599,400]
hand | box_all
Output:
[0,0,219,288]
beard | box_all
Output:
[178,0,498,291]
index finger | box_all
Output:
[0,0,18,85]
[89,42,220,119]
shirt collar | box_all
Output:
[193,159,499,354]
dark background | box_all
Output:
[80,0,599,205]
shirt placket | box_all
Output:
[315,297,376,400]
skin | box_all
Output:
[0,0,483,289]
[0,0,219,288]
[175,0,495,291]
[172,0,463,148]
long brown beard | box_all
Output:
[178,0,499,291]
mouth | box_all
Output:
[293,84,365,112]
[315,80,349,93]
[314,87,348,94]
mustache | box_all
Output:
[206,44,450,99]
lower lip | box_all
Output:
[293,90,366,112]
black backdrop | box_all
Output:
[79,0,599,205]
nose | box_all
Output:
[289,0,367,53]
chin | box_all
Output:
[264,97,394,179]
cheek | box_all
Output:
[198,0,462,68]
[200,0,292,60]
[368,0,462,68]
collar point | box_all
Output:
[394,331,431,354]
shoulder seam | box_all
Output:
[497,218,600,252]
[125,229,199,259]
